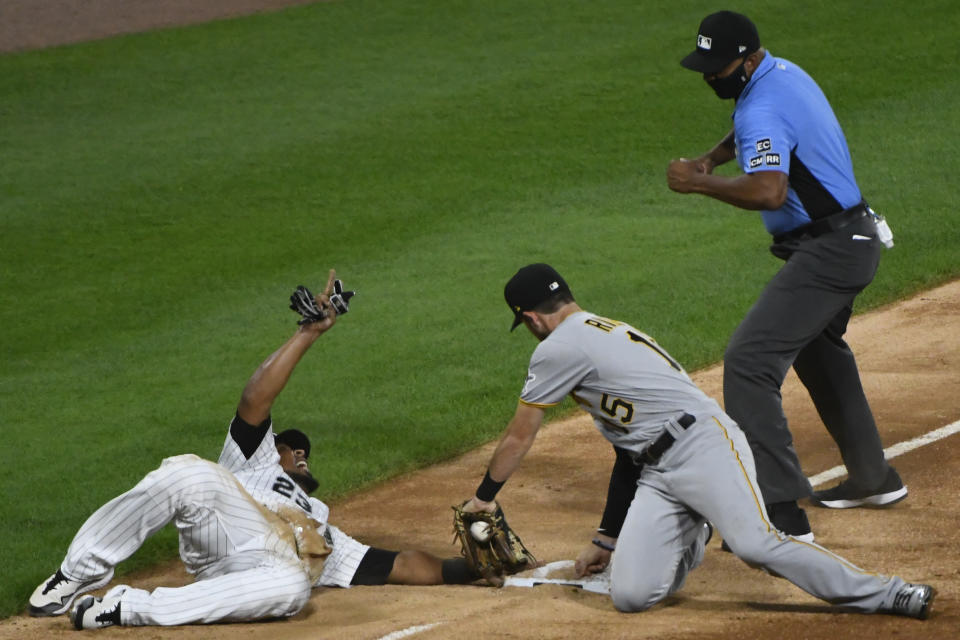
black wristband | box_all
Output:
[592,538,616,552]
[475,470,505,503]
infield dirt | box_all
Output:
[3,3,958,638]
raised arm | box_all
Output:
[236,270,339,426]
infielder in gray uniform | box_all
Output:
[460,263,934,618]
[29,270,477,630]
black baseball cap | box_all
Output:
[680,11,760,74]
[275,428,311,459]
[504,263,572,331]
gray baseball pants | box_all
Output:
[609,413,904,612]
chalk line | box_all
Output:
[376,622,443,640]
[808,418,960,487]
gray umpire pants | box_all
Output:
[722,215,890,504]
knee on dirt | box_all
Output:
[610,578,665,613]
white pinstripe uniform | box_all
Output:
[53,417,369,626]
[521,311,908,613]
[218,418,370,590]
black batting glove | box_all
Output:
[289,285,327,325]
[329,279,356,315]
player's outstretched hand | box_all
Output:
[574,539,612,578]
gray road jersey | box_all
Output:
[520,311,723,454]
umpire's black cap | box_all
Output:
[275,429,311,459]
[504,263,572,331]
[680,11,760,74]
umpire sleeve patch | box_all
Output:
[755,138,772,152]
[748,155,763,169]
[764,153,781,166]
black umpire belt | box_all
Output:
[639,413,696,465]
[773,202,868,243]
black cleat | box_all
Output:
[767,501,814,542]
[812,467,907,509]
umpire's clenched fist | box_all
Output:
[666,157,711,193]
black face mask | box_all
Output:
[706,60,749,100]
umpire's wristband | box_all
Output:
[475,470,505,503]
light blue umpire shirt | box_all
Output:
[732,52,863,236]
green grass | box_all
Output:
[2,0,959,619]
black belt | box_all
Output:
[640,413,695,464]
[773,202,868,244]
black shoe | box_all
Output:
[811,467,907,509]
[767,501,814,542]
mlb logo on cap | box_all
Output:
[503,264,572,331]
[681,11,760,74]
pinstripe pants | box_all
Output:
[60,454,311,625]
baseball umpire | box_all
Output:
[666,11,904,541]
[28,270,478,630]
[459,263,934,617]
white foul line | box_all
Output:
[807,419,960,488]
[377,622,443,640]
